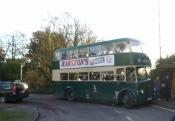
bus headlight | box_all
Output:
[140,89,144,94]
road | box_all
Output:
[16,94,175,121]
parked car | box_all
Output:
[0,81,29,103]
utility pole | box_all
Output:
[11,35,15,60]
[20,64,23,81]
[158,0,162,60]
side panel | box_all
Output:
[52,81,139,103]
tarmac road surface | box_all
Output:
[15,94,175,121]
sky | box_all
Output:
[0,0,174,66]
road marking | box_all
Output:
[113,109,121,114]
[113,109,144,121]
[152,105,175,113]
[125,116,133,121]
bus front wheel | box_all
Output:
[122,92,135,108]
[65,89,75,101]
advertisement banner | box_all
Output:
[89,55,114,67]
[60,55,114,69]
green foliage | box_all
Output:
[0,59,21,80]
[24,29,67,81]
[150,68,160,80]
[150,54,175,80]
[0,109,35,121]
[23,14,97,93]
[0,47,5,64]
[23,70,53,94]
[23,29,67,92]
[156,54,175,65]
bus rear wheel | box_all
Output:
[122,92,135,108]
[65,89,75,101]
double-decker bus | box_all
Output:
[52,38,155,108]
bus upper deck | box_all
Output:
[53,38,144,61]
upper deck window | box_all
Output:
[67,49,78,59]
[54,50,61,60]
[67,50,74,59]
[73,49,78,59]
[114,42,131,53]
[130,40,142,53]
[61,51,68,60]
[101,43,114,55]
[78,47,89,58]
[89,45,101,57]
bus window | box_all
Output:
[89,72,100,80]
[79,72,88,81]
[101,71,114,81]
[114,42,130,53]
[89,45,101,56]
[116,68,125,81]
[78,47,89,58]
[60,73,68,80]
[61,51,68,60]
[67,50,74,59]
[69,73,78,80]
[136,67,151,81]
[67,49,78,59]
[126,67,136,82]
[54,50,61,60]
[130,39,142,53]
[73,49,78,59]
[101,43,113,55]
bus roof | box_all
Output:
[56,38,139,52]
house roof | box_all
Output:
[157,64,175,69]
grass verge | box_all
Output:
[0,108,35,121]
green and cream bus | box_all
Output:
[52,38,155,108]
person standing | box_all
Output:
[154,76,160,100]
[165,74,171,101]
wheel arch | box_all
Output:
[117,88,136,104]
[64,86,75,101]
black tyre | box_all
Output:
[122,92,135,108]
[17,98,23,102]
[0,95,6,103]
[65,89,75,101]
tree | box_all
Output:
[1,32,27,60]
[0,32,27,80]
[0,58,21,80]
[150,54,175,80]
[24,29,67,84]
[49,13,97,46]
[0,46,4,80]
[3,59,21,80]
[0,47,5,64]
[24,14,97,92]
